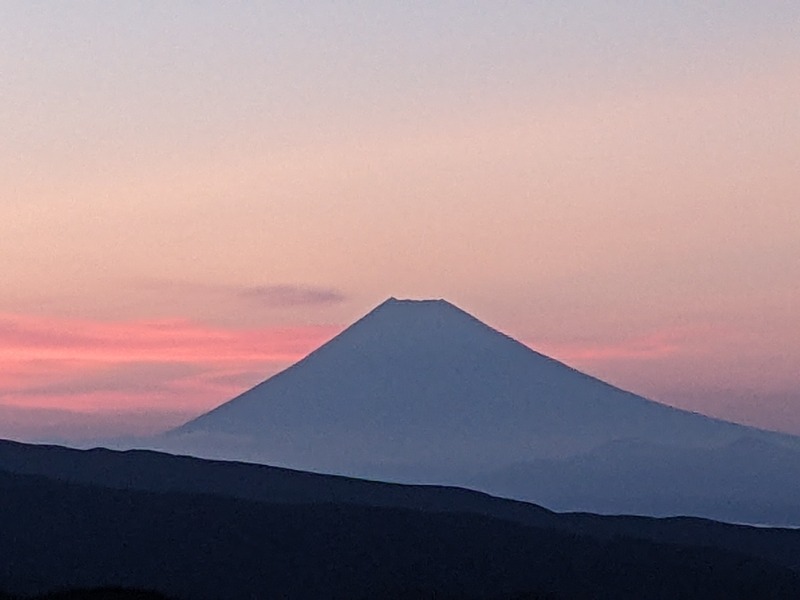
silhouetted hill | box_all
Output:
[150,298,800,524]
[2,438,800,574]
[28,590,173,600]
[0,438,554,524]
[6,441,800,598]
[2,468,800,599]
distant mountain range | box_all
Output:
[145,298,800,525]
[2,438,800,599]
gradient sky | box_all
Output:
[2,2,799,441]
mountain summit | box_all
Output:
[160,298,800,523]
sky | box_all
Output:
[1,1,799,441]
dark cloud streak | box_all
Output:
[134,279,347,308]
[237,285,346,307]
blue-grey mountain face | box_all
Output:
[157,298,800,524]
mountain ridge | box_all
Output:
[6,461,799,599]
[150,297,800,523]
[170,297,793,448]
[4,437,800,576]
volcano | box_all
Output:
[156,298,800,524]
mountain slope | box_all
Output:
[0,438,554,527]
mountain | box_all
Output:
[3,439,800,599]
[153,298,800,524]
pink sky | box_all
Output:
[1,3,799,440]
[0,309,338,439]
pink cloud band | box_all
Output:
[0,312,339,431]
